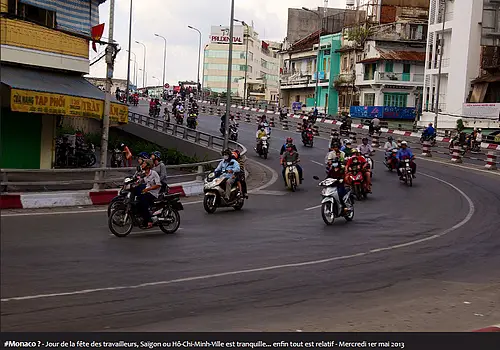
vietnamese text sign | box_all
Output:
[462,103,500,120]
[210,25,244,44]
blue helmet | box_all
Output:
[138,151,150,159]
[151,151,162,160]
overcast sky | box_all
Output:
[88,0,347,87]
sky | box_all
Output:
[88,0,347,87]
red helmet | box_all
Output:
[286,137,293,144]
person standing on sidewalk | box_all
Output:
[121,143,133,167]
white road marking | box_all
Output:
[0,172,474,303]
[304,204,321,211]
[310,160,324,166]
[1,200,204,217]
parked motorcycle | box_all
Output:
[284,161,300,192]
[302,128,314,147]
[229,123,239,141]
[203,172,245,214]
[110,148,123,168]
[108,180,183,237]
[256,136,269,159]
[313,176,354,225]
[348,163,367,200]
[399,158,413,187]
[384,148,399,171]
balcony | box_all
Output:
[280,71,314,89]
[0,18,90,73]
[357,72,425,86]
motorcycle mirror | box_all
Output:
[313,176,320,180]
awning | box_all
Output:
[0,65,128,123]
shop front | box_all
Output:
[0,65,128,169]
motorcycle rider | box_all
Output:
[326,142,345,165]
[396,141,417,179]
[139,160,162,229]
[421,122,436,141]
[280,144,303,186]
[369,117,381,135]
[329,130,341,149]
[384,136,398,154]
[151,151,168,193]
[326,157,349,210]
[255,126,268,153]
[280,137,298,155]
[214,149,241,200]
[345,148,371,193]
[232,149,247,198]
[359,137,374,156]
[341,139,354,158]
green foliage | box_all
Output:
[456,119,465,132]
[345,26,372,46]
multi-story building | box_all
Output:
[422,0,499,129]
[0,0,127,169]
[203,24,280,102]
[348,0,429,120]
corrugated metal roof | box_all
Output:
[359,49,426,63]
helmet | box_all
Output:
[401,141,408,146]
[120,143,125,148]
[138,151,150,159]
[362,137,368,142]
[286,137,293,144]
[260,127,265,131]
[345,139,352,145]
[151,151,162,160]
[232,149,240,159]
[352,148,360,154]
[222,148,232,157]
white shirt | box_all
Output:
[384,141,398,151]
[476,133,483,142]
[372,118,381,127]
[144,170,161,198]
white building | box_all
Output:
[421,0,495,129]
[203,25,280,102]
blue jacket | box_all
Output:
[396,148,414,160]
[423,126,435,136]
[215,159,240,178]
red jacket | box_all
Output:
[346,156,367,171]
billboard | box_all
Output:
[462,103,500,120]
[210,25,244,44]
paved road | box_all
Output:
[2,102,499,332]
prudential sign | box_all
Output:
[210,25,244,44]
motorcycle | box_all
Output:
[348,163,367,200]
[186,114,198,129]
[363,153,374,178]
[384,148,399,171]
[107,175,141,217]
[108,182,183,237]
[132,96,139,106]
[302,128,314,147]
[229,123,239,141]
[284,161,300,192]
[399,158,414,187]
[420,133,437,146]
[175,111,184,125]
[203,172,245,214]
[339,122,351,137]
[313,176,354,225]
[260,121,271,137]
[149,105,160,118]
[110,148,123,168]
[256,136,269,159]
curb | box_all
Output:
[472,324,500,332]
[198,100,500,150]
[0,181,204,210]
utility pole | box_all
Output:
[98,0,116,177]
[155,34,167,99]
[125,0,133,104]
[224,0,235,150]
[434,0,447,130]
[188,26,202,98]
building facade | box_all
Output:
[203,25,280,102]
[421,0,499,129]
[0,0,127,169]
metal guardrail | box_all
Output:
[0,112,247,191]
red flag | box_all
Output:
[91,23,105,52]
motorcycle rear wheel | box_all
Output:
[233,198,244,211]
[321,202,335,226]
[108,208,133,237]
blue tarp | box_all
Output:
[350,106,417,120]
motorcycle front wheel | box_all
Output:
[108,208,133,237]
[159,208,180,234]
[87,154,97,167]
[321,202,335,226]
[107,197,124,217]
[203,195,217,214]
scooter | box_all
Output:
[229,123,239,141]
[348,163,368,200]
[384,148,399,171]
[284,161,300,192]
[302,128,314,147]
[399,158,414,187]
[256,136,269,159]
[313,176,354,225]
[203,172,245,214]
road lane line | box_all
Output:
[0,172,474,303]
[310,160,324,166]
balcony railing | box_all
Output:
[359,72,425,84]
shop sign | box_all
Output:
[110,103,129,123]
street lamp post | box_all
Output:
[127,50,137,88]
[234,19,249,106]
[188,26,202,98]
[224,0,235,149]
[125,0,133,104]
[302,7,321,111]
[154,34,167,99]
[139,68,147,88]
[135,40,146,88]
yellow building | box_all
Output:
[0,0,127,169]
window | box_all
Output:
[339,95,346,108]
[205,50,245,59]
[364,63,377,80]
[385,62,393,73]
[204,63,246,71]
[384,93,408,107]
[343,57,348,70]
[364,93,375,106]
[403,64,411,74]
[357,54,362,62]
[248,52,253,61]
[247,66,253,73]
[8,0,56,28]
